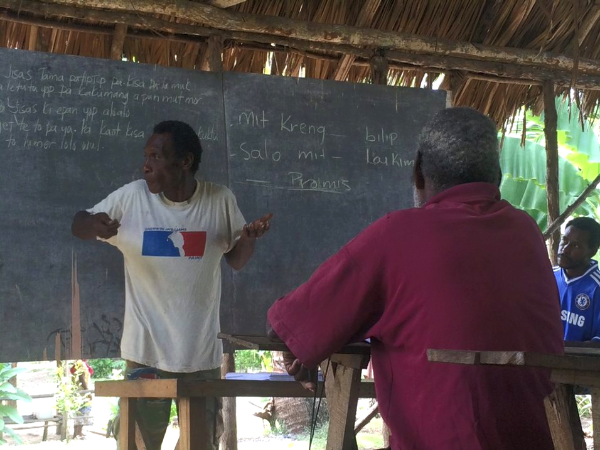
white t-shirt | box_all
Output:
[89,179,245,372]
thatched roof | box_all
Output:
[1,0,600,126]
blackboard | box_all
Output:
[0,47,446,362]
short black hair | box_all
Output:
[566,217,600,250]
[153,121,202,174]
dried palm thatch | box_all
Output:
[0,0,599,127]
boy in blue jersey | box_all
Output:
[555,217,600,343]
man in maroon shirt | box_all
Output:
[267,107,563,450]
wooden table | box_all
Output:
[95,334,374,450]
[427,347,600,450]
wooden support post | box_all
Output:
[370,54,388,86]
[544,384,586,450]
[321,357,362,450]
[200,35,223,72]
[119,398,137,450]
[220,352,237,450]
[110,23,127,61]
[178,397,206,450]
[27,25,39,51]
[543,80,560,264]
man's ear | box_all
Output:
[413,151,425,190]
[182,152,194,171]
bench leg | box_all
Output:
[119,397,137,450]
[177,397,206,450]
[321,358,361,450]
[544,384,586,450]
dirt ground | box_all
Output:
[3,362,384,450]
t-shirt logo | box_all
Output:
[575,293,591,311]
[142,229,206,258]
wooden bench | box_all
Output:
[428,348,598,450]
[96,377,376,450]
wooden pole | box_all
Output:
[36,0,600,75]
[543,81,560,263]
[220,353,237,450]
[543,172,600,240]
[110,23,127,61]
[370,54,388,86]
[27,25,39,51]
[200,35,223,72]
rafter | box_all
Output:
[32,0,600,75]
[331,0,381,81]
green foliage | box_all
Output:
[0,363,32,445]
[88,358,126,380]
[53,362,89,442]
[577,394,592,419]
[500,98,600,229]
[235,350,273,373]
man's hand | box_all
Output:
[240,213,272,241]
[282,351,317,392]
[225,213,272,270]
[92,213,120,239]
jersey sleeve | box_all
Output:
[267,222,386,369]
[223,188,246,253]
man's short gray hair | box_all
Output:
[417,107,500,190]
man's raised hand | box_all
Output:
[242,213,273,240]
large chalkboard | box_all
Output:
[0,47,446,362]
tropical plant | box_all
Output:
[0,363,32,445]
[88,358,126,380]
[500,98,600,230]
[54,361,90,441]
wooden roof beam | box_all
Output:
[5,0,600,86]
[36,0,600,75]
[331,0,381,81]
[208,0,247,7]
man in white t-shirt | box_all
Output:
[72,120,271,450]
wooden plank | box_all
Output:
[178,397,206,450]
[119,398,137,450]
[39,0,600,76]
[96,378,377,399]
[552,370,600,389]
[218,334,371,355]
[428,349,600,372]
[95,379,179,398]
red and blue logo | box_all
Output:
[142,230,206,257]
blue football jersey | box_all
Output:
[555,260,600,342]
